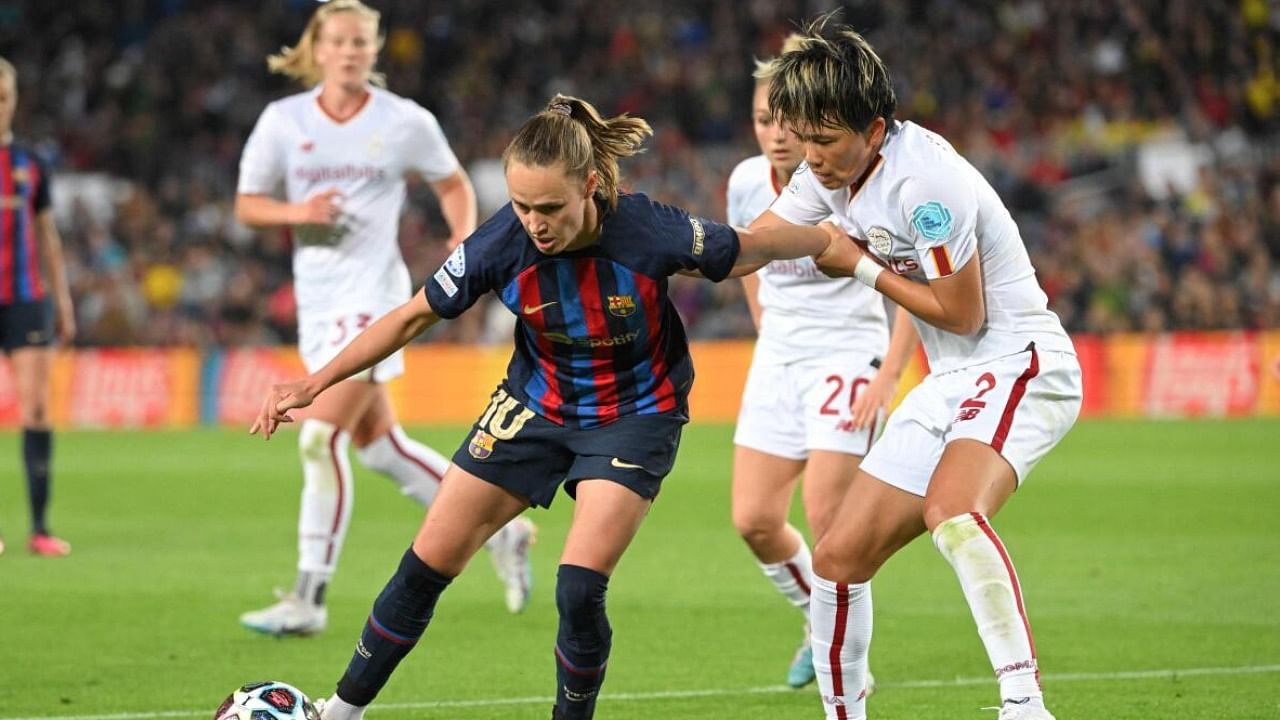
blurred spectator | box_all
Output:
[0,0,1277,344]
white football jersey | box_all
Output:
[769,121,1074,374]
[727,154,888,363]
[237,85,460,317]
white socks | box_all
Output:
[355,425,447,506]
[810,575,873,720]
[759,537,813,617]
[933,512,1042,703]
[319,695,365,720]
[297,419,353,578]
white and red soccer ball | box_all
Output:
[213,681,318,720]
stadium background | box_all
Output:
[0,0,1278,425]
[0,3,1278,719]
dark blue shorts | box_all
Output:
[451,384,687,508]
[0,300,52,353]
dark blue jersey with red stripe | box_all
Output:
[426,192,740,428]
[0,142,50,305]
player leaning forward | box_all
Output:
[234,0,533,635]
[251,94,846,720]
[759,22,1083,720]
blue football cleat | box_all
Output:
[787,641,816,688]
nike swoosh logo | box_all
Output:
[522,301,558,314]
[610,458,645,469]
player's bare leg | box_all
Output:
[241,379,377,636]
[552,479,653,720]
[353,386,536,612]
[925,439,1053,719]
[320,466,531,720]
[732,446,819,687]
[810,471,925,720]
[11,346,67,557]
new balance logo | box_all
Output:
[610,458,644,470]
[522,301,557,314]
[300,141,314,152]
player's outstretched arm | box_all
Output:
[429,169,478,249]
[728,210,832,277]
[250,288,440,439]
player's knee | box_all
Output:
[812,537,880,584]
[299,418,342,467]
[922,501,975,533]
[731,506,785,549]
[555,564,610,636]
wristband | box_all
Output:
[853,255,885,288]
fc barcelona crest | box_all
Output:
[607,295,636,317]
[468,429,496,459]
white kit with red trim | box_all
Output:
[727,153,887,364]
[769,121,1074,375]
[238,85,460,319]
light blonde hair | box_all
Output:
[503,95,653,210]
[0,56,16,87]
[267,0,386,88]
[752,33,807,85]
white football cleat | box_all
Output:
[995,700,1056,720]
[239,589,327,636]
[313,694,366,720]
[489,516,535,613]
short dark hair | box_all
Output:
[768,18,897,134]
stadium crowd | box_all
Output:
[2,0,1278,345]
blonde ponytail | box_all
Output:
[267,0,386,88]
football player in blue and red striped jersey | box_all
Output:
[0,57,75,558]
[250,94,842,720]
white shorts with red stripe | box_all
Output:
[734,349,883,460]
[298,307,405,383]
[861,344,1081,495]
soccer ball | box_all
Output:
[213,681,319,720]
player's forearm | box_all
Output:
[432,170,478,241]
[871,271,979,335]
[733,224,829,271]
[309,292,439,393]
[234,194,301,228]
[879,306,919,379]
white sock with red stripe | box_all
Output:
[933,512,1043,704]
[355,425,447,506]
[758,536,813,618]
[810,574,872,720]
[297,419,354,582]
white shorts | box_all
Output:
[861,344,1082,497]
[734,349,883,460]
[298,308,404,383]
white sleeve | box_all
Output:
[766,162,831,226]
[404,104,460,182]
[899,172,978,280]
[725,165,749,226]
[237,104,288,195]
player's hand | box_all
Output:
[293,189,344,226]
[849,370,898,431]
[814,222,862,278]
[55,302,76,345]
[249,378,317,440]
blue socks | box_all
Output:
[336,548,453,706]
[554,564,612,719]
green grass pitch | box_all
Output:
[1,419,1277,719]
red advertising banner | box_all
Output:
[64,348,198,428]
[211,348,306,427]
[1143,332,1260,417]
